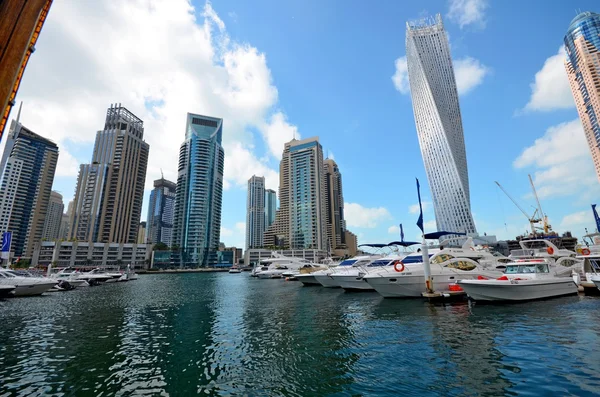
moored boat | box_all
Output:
[0,268,57,297]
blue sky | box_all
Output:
[2,0,599,249]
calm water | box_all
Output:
[1,273,600,396]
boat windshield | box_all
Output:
[339,260,357,267]
[401,254,432,264]
[367,260,391,267]
[505,264,549,274]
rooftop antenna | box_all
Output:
[16,101,23,123]
[160,168,164,179]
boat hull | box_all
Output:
[459,278,578,302]
[0,285,15,298]
[296,275,320,285]
[314,274,340,288]
[13,282,57,297]
[332,275,374,291]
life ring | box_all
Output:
[394,261,405,273]
[582,248,591,256]
[547,247,554,255]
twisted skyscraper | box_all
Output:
[405,14,477,234]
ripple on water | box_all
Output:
[1,275,600,396]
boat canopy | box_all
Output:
[358,243,388,248]
[387,241,420,247]
[424,231,467,240]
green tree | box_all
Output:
[153,242,169,251]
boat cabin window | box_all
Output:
[401,254,432,264]
[367,260,391,267]
[353,260,371,267]
[431,254,454,264]
[339,260,357,267]
[505,264,548,274]
[536,263,549,273]
[444,261,476,271]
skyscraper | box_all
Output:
[69,104,149,243]
[146,177,176,246]
[42,190,64,241]
[0,0,53,141]
[405,14,477,234]
[265,189,277,229]
[0,118,58,258]
[246,175,265,249]
[324,159,345,251]
[264,137,327,250]
[172,113,224,267]
[564,12,600,182]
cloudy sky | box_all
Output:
[2,0,599,248]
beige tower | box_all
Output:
[564,12,600,181]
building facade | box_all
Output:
[246,175,265,249]
[172,113,224,267]
[69,104,149,244]
[0,119,58,258]
[138,222,146,245]
[265,189,277,228]
[324,158,346,251]
[0,0,52,140]
[33,241,151,269]
[146,177,176,246]
[264,137,327,250]
[405,14,477,234]
[564,12,600,182]
[42,190,64,241]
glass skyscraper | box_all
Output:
[405,14,477,234]
[147,177,176,246]
[246,175,265,249]
[172,113,224,267]
[564,11,600,182]
[264,189,277,229]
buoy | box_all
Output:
[547,246,554,255]
[393,261,405,273]
[582,248,591,256]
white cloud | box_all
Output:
[388,225,400,235]
[220,226,233,237]
[524,47,574,112]
[235,221,246,233]
[514,119,598,199]
[453,57,490,95]
[424,220,437,231]
[9,0,292,196]
[447,0,488,29]
[344,203,391,228]
[409,201,432,214]
[392,55,489,96]
[392,56,409,94]
[260,112,299,159]
[55,148,81,178]
[560,211,589,230]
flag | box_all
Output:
[416,178,424,233]
[593,204,600,232]
[400,224,404,242]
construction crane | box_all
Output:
[528,174,551,233]
[495,180,541,235]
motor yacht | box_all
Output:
[255,256,315,279]
[313,256,377,288]
[363,239,510,298]
[50,267,89,288]
[0,268,57,297]
[330,255,404,291]
[575,233,600,293]
[77,268,113,285]
[458,259,578,302]
[229,266,242,274]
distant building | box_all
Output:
[0,118,58,258]
[33,241,151,269]
[0,0,53,141]
[564,12,600,182]
[405,14,477,234]
[265,189,277,228]
[42,191,64,241]
[246,175,265,249]
[172,113,224,267]
[324,159,346,251]
[264,137,327,250]
[146,177,176,246]
[219,246,243,265]
[138,221,147,245]
[59,213,70,240]
[344,230,358,257]
[69,104,149,244]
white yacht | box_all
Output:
[50,267,89,288]
[229,266,242,274]
[77,268,113,285]
[0,268,57,297]
[313,256,377,288]
[255,256,315,279]
[458,259,578,302]
[575,233,600,293]
[363,239,510,298]
[330,255,404,291]
[296,262,336,285]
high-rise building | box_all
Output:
[246,175,265,249]
[264,137,327,250]
[0,118,58,258]
[146,177,176,246]
[172,113,224,267]
[59,213,70,240]
[564,12,600,182]
[42,190,64,241]
[265,189,277,229]
[324,158,346,251]
[0,0,53,141]
[69,104,149,243]
[138,222,147,245]
[405,14,477,234]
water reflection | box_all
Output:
[1,275,600,396]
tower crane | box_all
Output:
[494,180,541,235]
[528,174,551,233]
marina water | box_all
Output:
[1,273,600,396]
